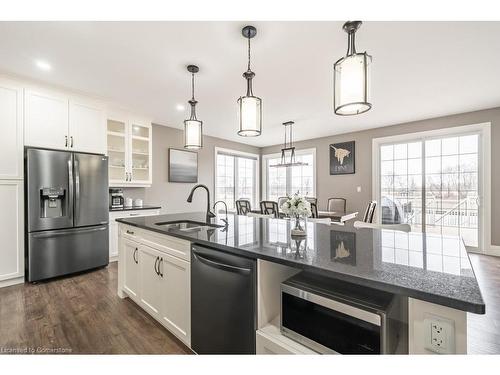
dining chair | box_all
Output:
[327,197,347,213]
[305,197,318,218]
[236,199,252,215]
[260,201,279,218]
[353,221,411,233]
[362,201,377,223]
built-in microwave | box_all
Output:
[280,273,408,354]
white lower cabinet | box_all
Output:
[119,224,191,346]
[161,253,191,346]
[0,180,24,284]
[139,244,164,318]
[123,238,140,302]
[109,209,160,261]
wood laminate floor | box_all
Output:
[0,254,499,354]
[0,262,191,354]
[468,253,500,354]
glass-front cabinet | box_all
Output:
[107,111,152,187]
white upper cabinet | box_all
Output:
[24,88,69,150]
[107,111,152,187]
[0,79,23,179]
[24,86,107,154]
[69,97,106,154]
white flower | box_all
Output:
[280,193,312,217]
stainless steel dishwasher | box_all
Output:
[191,244,257,354]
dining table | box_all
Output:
[317,210,358,222]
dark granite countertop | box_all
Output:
[109,205,161,212]
[116,212,485,314]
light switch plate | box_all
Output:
[423,314,455,354]
[356,186,362,193]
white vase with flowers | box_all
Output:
[280,193,312,236]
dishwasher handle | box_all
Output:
[192,251,252,275]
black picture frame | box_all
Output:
[168,148,198,183]
[330,230,356,266]
[330,141,355,175]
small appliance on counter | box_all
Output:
[280,272,408,354]
[109,188,124,209]
[133,198,143,207]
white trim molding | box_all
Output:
[372,122,494,256]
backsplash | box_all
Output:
[121,187,146,201]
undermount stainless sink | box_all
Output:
[155,220,223,232]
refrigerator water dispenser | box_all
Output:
[40,187,66,218]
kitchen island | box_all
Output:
[116,212,485,354]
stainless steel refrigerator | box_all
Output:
[26,148,109,282]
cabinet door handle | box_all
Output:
[126,230,135,235]
[65,135,68,147]
[70,136,74,148]
[133,248,138,264]
[159,257,164,278]
[154,256,159,275]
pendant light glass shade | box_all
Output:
[238,25,262,137]
[334,21,372,116]
[184,119,203,149]
[238,95,262,136]
[184,65,203,149]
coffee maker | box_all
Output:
[109,188,124,209]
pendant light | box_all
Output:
[237,25,262,137]
[184,65,203,149]
[334,21,372,116]
[270,121,308,168]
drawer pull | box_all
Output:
[126,230,135,235]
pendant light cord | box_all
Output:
[244,34,255,96]
[247,35,251,71]
[191,72,195,101]
[189,72,197,120]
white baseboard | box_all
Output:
[485,245,500,257]
[469,244,500,257]
[109,255,118,263]
[0,276,24,289]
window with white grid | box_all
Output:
[264,149,316,201]
[215,149,258,211]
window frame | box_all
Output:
[372,122,491,254]
[214,147,260,212]
[262,147,317,200]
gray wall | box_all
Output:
[260,107,500,246]
[134,124,260,214]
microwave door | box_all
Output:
[26,148,74,232]
[73,153,109,227]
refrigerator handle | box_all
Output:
[68,158,74,222]
[75,158,80,221]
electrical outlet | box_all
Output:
[423,314,455,354]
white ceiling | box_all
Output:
[1,21,499,147]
